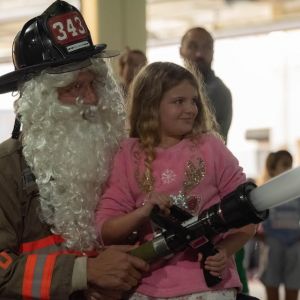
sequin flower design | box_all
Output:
[170,192,202,215]
[183,159,205,193]
[161,169,176,184]
[170,158,206,215]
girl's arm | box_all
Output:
[202,135,256,276]
[101,207,148,245]
[216,223,256,257]
[203,223,256,277]
[101,192,171,245]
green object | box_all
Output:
[130,241,158,263]
[235,247,249,294]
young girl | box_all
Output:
[259,150,300,300]
[96,62,256,300]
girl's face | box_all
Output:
[272,157,292,177]
[158,80,198,147]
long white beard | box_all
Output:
[17,59,125,251]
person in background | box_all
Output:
[0,1,148,299]
[180,27,232,144]
[96,61,256,300]
[259,150,300,300]
[118,47,147,95]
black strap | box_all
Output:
[236,294,260,300]
[12,117,21,139]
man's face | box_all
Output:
[57,70,98,105]
[180,29,213,76]
[57,70,101,122]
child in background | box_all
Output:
[96,62,256,300]
[259,150,300,300]
[118,47,147,95]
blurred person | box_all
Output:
[180,27,232,144]
[0,1,149,299]
[258,150,300,300]
[118,47,147,95]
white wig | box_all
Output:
[16,57,126,251]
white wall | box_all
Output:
[147,29,300,178]
[0,63,17,142]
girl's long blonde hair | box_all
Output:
[127,61,218,192]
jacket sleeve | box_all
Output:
[0,158,77,299]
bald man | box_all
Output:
[180,27,232,144]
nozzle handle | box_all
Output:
[199,242,222,287]
[129,241,157,263]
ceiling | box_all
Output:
[147,0,300,46]
[1,0,300,63]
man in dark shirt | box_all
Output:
[180,27,232,144]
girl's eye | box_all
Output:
[174,98,183,104]
[193,97,199,104]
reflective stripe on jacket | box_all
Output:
[0,138,79,300]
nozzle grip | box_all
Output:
[129,241,157,263]
[199,242,222,287]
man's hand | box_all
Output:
[87,245,149,292]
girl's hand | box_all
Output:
[201,248,228,278]
[139,192,171,218]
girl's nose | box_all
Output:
[185,101,198,114]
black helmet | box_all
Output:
[0,0,118,94]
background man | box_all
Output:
[180,27,232,144]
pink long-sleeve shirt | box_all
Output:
[96,133,246,298]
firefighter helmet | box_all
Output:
[0,0,118,94]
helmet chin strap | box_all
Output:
[12,117,21,139]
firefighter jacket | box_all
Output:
[0,137,85,299]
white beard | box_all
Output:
[17,59,125,251]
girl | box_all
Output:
[259,150,300,300]
[96,62,256,300]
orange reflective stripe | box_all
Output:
[22,254,38,300]
[57,249,98,257]
[40,254,58,300]
[20,235,64,253]
[0,251,13,270]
